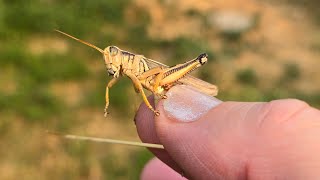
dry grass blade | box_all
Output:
[46,131,164,149]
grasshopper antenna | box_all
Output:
[54,29,105,54]
[46,130,164,149]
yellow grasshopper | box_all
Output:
[55,30,218,117]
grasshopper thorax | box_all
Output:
[103,46,122,77]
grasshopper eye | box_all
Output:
[109,46,118,56]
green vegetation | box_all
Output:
[169,37,215,63]
[236,68,258,85]
[282,63,301,81]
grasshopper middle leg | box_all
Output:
[128,73,160,116]
[138,67,167,99]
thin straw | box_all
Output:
[47,131,164,149]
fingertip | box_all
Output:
[161,85,222,123]
[135,96,185,174]
[135,96,159,143]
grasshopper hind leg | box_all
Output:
[155,92,167,99]
[160,94,167,99]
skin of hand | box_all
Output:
[135,85,320,179]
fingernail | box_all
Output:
[163,85,222,122]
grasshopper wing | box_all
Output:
[145,58,218,96]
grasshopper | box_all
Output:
[55,30,218,117]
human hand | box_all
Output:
[135,85,320,179]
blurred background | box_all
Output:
[0,0,319,179]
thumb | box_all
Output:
[155,85,264,179]
[137,85,317,179]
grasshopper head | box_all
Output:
[54,30,123,78]
[104,46,122,77]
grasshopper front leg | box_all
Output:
[127,73,160,116]
[104,78,119,117]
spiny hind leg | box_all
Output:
[127,73,160,116]
[153,85,167,99]
[104,78,119,117]
[155,93,167,99]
